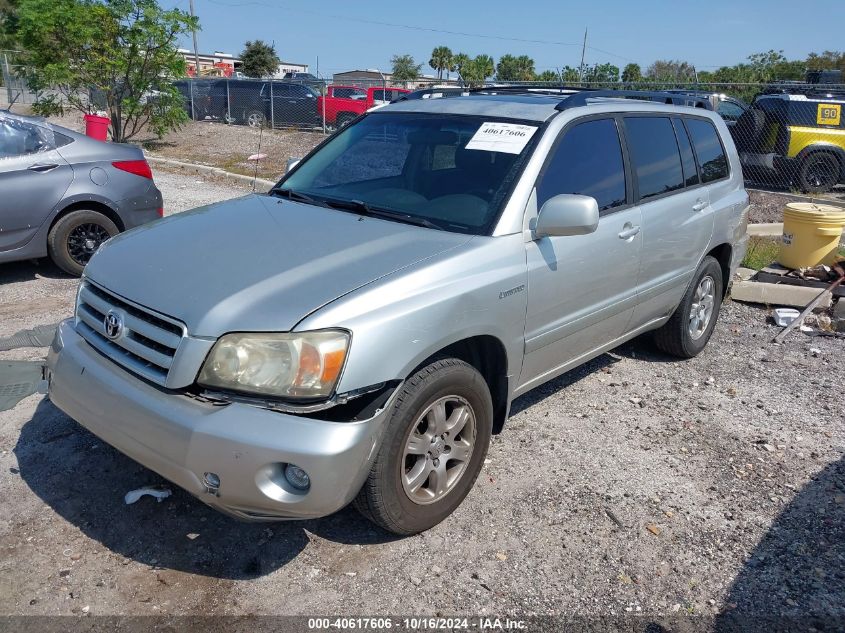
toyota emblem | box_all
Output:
[103,310,124,340]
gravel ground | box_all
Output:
[747,188,845,224]
[47,112,323,182]
[0,172,843,628]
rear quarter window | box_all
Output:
[685,118,729,183]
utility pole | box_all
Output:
[578,27,587,82]
[188,0,201,77]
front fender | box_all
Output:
[296,234,529,397]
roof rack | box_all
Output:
[393,85,717,111]
[472,85,716,110]
[553,89,715,111]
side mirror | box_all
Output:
[285,157,301,173]
[534,194,599,238]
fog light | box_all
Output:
[203,472,221,495]
[284,464,310,491]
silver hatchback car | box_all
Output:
[47,89,749,535]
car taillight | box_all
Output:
[112,159,153,180]
[157,207,164,218]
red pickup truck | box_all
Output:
[317,85,410,128]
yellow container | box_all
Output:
[778,202,845,269]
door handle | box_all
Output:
[618,224,641,240]
[28,163,59,173]
[692,200,707,212]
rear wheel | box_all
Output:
[354,358,493,535]
[798,152,840,194]
[246,110,266,128]
[336,112,357,129]
[47,210,120,276]
[653,256,723,358]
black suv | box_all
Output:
[174,79,320,128]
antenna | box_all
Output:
[578,27,587,82]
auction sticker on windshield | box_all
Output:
[465,122,537,154]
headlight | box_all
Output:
[197,330,350,400]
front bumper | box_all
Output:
[46,319,392,521]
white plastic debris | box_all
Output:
[773,308,801,327]
[124,487,172,505]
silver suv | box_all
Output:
[47,89,749,535]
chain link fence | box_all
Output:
[1,50,39,107]
[170,78,845,194]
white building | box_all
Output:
[274,61,310,78]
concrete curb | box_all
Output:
[145,155,276,191]
[748,223,785,237]
[747,222,845,237]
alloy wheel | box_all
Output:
[67,223,110,266]
[401,396,476,505]
[688,275,716,340]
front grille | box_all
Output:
[75,281,186,385]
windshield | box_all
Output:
[275,112,539,234]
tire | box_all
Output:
[336,112,356,129]
[354,358,493,535]
[798,152,840,194]
[653,256,723,359]
[246,110,266,128]
[47,210,120,276]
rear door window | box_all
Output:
[537,118,627,213]
[624,116,684,201]
[672,119,699,187]
[685,118,729,182]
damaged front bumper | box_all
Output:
[46,319,394,521]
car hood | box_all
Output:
[85,194,472,336]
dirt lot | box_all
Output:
[47,112,325,182]
[0,172,843,628]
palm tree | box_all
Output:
[451,53,471,84]
[515,55,536,81]
[474,54,494,81]
[429,46,453,81]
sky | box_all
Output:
[169,0,844,76]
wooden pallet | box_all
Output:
[756,263,845,297]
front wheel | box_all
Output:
[653,256,723,358]
[354,358,493,535]
[47,210,120,276]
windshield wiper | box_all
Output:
[269,188,331,208]
[323,198,441,230]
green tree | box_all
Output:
[458,55,494,88]
[621,63,642,83]
[806,50,845,72]
[18,0,197,142]
[536,69,561,83]
[560,66,580,82]
[240,39,280,78]
[583,62,619,83]
[390,53,421,84]
[0,0,19,49]
[428,45,452,80]
[474,54,494,80]
[450,52,470,81]
[645,59,697,82]
[496,54,535,81]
